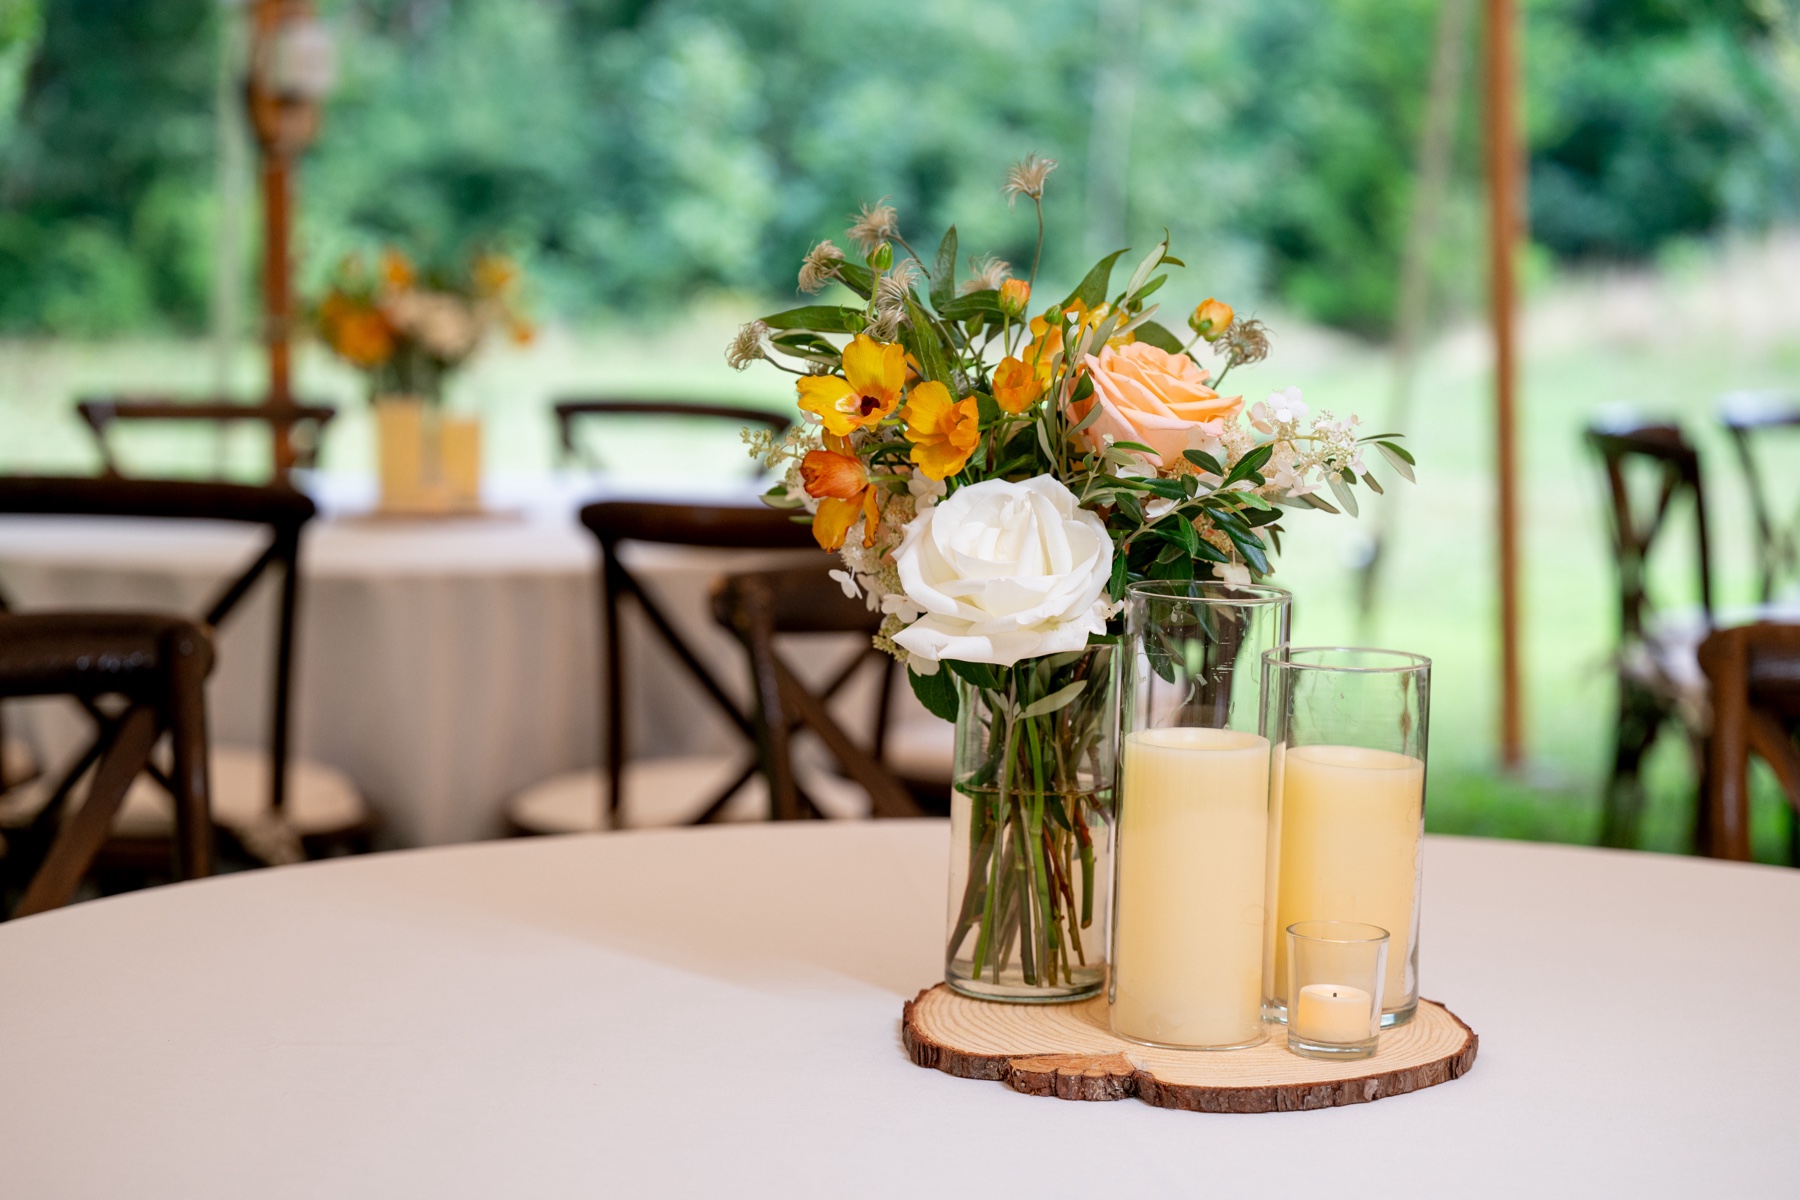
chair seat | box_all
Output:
[2,736,37,790]
[508,754,870,834]
[0,745,368,866]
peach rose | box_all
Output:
[1074,342,1241,466]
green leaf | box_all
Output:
[1111,440,1157,455]
[1223,443,1274,487]
[1064,248,1129,310]
[1021,679,1088,720]
[835,263,875,299]
[937,290,1002,321]
[1327,473,1360,517]
[947,660,1004,691]
[1134,274,1168,303]
[908,666,959,722]
[1108,548,1129,602]
[1161,254,1186,267]
[975,391,1002,425]
[1361,471,1385,495]
[903,296,951,383]
[762,305,866,334]
[1134,319,1185,354]
[930,226,958,311]
[1183,448,1224,475]
[1377,441,1417,482]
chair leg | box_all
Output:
[1599,683,1662,850]
[165,625,213,880]
[15,704,158,917]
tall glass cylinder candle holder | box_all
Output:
[1109,582,1291,1050]
[1263,648,1430,1027]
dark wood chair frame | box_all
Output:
[553,399,789,472]
[0,477,317,846]
[1698,622,1800,866]
[712,565,923,822]
[0,612,213,918]
[1586,423,1715,850]
[579,499,821,827]
[1719,393,1800,604]
[77,396,337,480]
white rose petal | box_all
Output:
[891,475,1113,667]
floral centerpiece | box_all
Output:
[732,157,1414,1000]
[312,248,532,513]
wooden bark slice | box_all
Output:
[902,984,1477,1113]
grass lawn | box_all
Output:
[5,234,1799,862]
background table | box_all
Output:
[0,824,1793,1197]
[0,475,864,845]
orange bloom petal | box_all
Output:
[799,448,868,500]
[796,375,859,437]
[843,334,905,408]
[992,357,1044,414]
[900,380,955,439]
[812,495,864,551]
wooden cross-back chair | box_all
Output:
[1698,622,1800,865]
[0,477,369,865]
[1718,391,1800,604]
[1585,421,1715,849]
[77,396,337,481]
[505,500,824,834]
[552,399,789,473]
[0,612,212,917]
[712,565,924,821]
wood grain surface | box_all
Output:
[902,984,1477,1113]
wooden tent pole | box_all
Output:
[1484,0,1524,768]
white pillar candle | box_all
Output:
[1111,727,1271,1048]
[1292,983,1375,1044]
[1271,745,1426,1008]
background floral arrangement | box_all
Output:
[736,155,1414,715]
[312,248,533,401]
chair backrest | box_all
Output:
[77,396,337,481]
[553,399,789,472]
[0,477,316,814]
[1718,391,1800,603]
[1585,421,1714,643]
[1697,621,1800,862]
[577,498,822,824]
[711,564,921,821]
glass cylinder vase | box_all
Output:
[944,644,1119,1002]
[1262,647,1431,1028]
[1109,582,1292,1049]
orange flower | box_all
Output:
[796,334,905,437]
[328,307,394,368]
[998,278,1031,317]
[380,249,415,292]
[800,436,880,550]
[901,381,981,480]
[1189,298,1233,340]
[992,356,1044,414]
[473,253,519,297]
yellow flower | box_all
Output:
[992,356,1044,414]
[796,335,905,436]
[901,381,981,480]
[800,435,880,550]
[1189,298,1234,340]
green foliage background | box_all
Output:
[1,0,1795,338]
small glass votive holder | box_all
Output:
[1285,921,1389,1061]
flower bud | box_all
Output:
[869,242,894,271]
[1188,298,1234,340]
[998,278,1031,318]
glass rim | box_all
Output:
[1286,920,1390,945]
[1125,580,1293,607]
[1264,645,1431,674]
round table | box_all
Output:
[0,475,855,846]
[0,825,1794,1196]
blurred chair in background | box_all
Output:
[1586,420,1715,849]
[712,565,930,821]
[507,499,821,834]
[0,612,212,917]
[552,399,789,475]
[1718,391,1800,604]
[0,477,370,869]
[1698,622,1800,865]
[77,396,337,483]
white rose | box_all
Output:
[892,475,1113,668]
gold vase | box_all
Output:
[375,396,482,515]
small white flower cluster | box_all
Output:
[383,290,482,361]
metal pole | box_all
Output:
[1485,0,1524,768]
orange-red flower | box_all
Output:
[998,278,1031,317]
[901,381,980,480]
[800,435,880,550]
[796,334,905,436]
[1189,298,1233,340]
